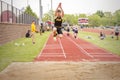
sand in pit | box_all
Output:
[0,62,120,80]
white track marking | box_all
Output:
[40,54,64,57]
[40,53,65,56]
[77,38,120,58]
[37,34,51,58]
[44,44,61,49]
[93,54,120,58]
[58,38,66,58]
[67,36,94,58]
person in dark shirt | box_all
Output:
[53,3,64,41]
[73,26,78,38]
[114,25,119,40]
[66,26,70,36]
[25,30,31,38]
[99,31,105,40]
[40,23,43,35]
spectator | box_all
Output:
[40,23,43,35]
[66,25,70,36]
[73,26,78,38]
[31,20,37,44]
[99,31,105,40]
[25,30,31,38]
[114,25,119,40]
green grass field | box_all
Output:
[78,31,120,56]
[0,32,50,71]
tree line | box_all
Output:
[24,5,120,27]
[43,9,120,27]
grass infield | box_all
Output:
[0,32,50,71]
[78,31,120,56]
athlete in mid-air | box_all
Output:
[53,3,64,41]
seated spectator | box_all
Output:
[100,32,105,40]
[25,30,31,38]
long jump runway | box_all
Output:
[35,33,120,62]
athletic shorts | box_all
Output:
[56,27,63,34]
[115,32,119,36]
[67,29,70,32]
[74,30,78,33]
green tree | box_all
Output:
[78,14,87,18]
[25,5,38,18]
[100,17,109,26]
[42,13,51,22]
[88,14,101,27]
[103,12,113,26]
[113,9,120,26]
[42,10,54,22]
[96,10,104,18]
[63,14,87,25]
[42,9,120,27]
[63,14,74,25]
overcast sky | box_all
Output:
[2,0,120,16]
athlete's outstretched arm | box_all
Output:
[55,3,60,16]
[55,3,64,17]
[59,4,64,17]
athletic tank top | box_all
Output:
[54,17,62,27]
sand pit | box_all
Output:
[0,62,120,80]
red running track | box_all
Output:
[82,28,115,35]
[35,33,120,62]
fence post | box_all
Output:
[1,1,2,22]
[0,0,2,22]
[7,3,9,22]
[0,0,38,24]
[11,0,13,23]
[16,8,17,23]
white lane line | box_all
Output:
[58,38,66,58]
[78,38,117,56]
[77,38,120,58]
[41,53,65,55]
[67,36,94,58]
[37,34,51,58]
[40,54,64,57]
[93,55,119,58]
[44,44,61,49]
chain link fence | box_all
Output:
[0,0,39,24]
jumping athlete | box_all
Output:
[53,3,64,41]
